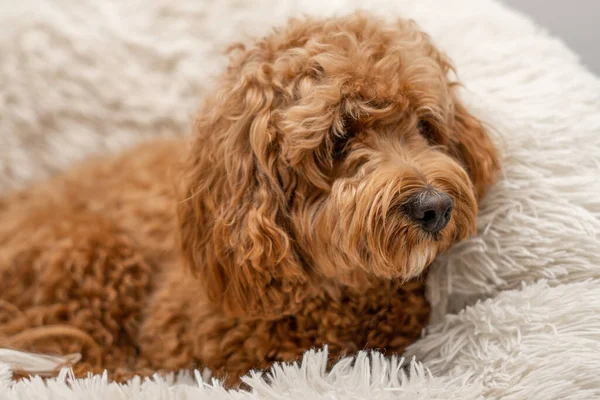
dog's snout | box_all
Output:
[405,190,453,233]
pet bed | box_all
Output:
[0,0,599,398]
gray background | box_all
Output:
[503,0,600,75]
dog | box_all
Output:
[0,11,499,384]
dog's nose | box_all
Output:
[405,190,454,233]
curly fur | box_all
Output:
[0,11,499,384]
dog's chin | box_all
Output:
[372,210,475,281]
[329,240,440,288]
[374,230,441,281]
[311,220,465,288]
[399,241,440,280]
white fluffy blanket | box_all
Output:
[1,0,599,398]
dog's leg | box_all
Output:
[139,274,277,385]
[0,209,153,377]
[137,271,199,373]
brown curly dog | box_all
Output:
[0,11,499,384]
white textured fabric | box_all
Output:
[1,349,485,400]
[1,0,599,398]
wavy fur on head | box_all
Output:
[0,11,498,384]
[178,11,498,317]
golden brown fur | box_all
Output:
[0,12,499,384]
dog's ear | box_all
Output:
[177,50,309,319]
[446,92,500,200]
[410,22,500,200]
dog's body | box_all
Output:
[0,12,498,383]
[0,139,429,380]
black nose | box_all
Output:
[405,190,454,233]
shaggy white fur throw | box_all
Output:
[1,0,599,398]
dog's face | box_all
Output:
[178,12,499,317]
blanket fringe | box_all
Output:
[0,348,81,376]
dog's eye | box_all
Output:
[417,119,434,142]
[332,120,359,159]
[332,134,350,159]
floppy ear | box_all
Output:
[177,49,309,319]
[412,23,500,200]
[447,92,500,200]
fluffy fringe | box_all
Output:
[0,350,80,376]
[406,280,600,399]
[0,348,483,400]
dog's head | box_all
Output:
[178,11,499,318]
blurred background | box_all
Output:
[0,0,598,194]
[504,0,600,74]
